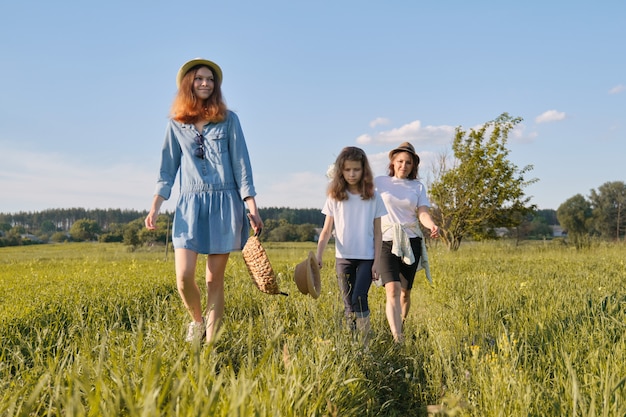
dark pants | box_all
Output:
[336,258,374,319]
[379,238,422,290]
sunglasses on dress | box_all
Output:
[194,134,205,159]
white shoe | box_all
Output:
[185,320,206,343]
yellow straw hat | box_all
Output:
[293,251,321,299]
[176,57,223,88]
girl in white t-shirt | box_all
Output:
[316,147,387,346]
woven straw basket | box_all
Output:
[242,230,287,296]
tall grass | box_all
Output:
[0,241,624,416]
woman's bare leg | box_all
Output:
[401,288,411,322]
[385,281,404,342]
[174,248,203,323]
[205,253,229,344]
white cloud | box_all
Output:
[355,133,374,144]
[535,110,566,124]
[369,117,390,128]
[355,120,455,146]
[609,84,625,94]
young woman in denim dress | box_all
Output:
[145,58,263,344]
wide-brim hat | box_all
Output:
[389,141,420,165]
[242,231,287,296]
[293,251,321,299]
[176,58,223,89]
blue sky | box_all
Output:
[1,0,624,214]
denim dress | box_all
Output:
[154,111,256,254]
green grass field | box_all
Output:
[1,241,625,416]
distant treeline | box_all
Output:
[0,207,324,231]
[0,207,325,247]
[0,208,149,232]
[0,207,558,248]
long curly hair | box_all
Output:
[170,65,227,124]
[327,147,375,201]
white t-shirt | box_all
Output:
[374,175,431,240]
[322,191,387,259]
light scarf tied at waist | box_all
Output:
[382,220,432,284]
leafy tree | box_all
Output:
[0,228,22,246]
[50,231,70,243]
[535,209,558,225]
[69,219,101,241]
[123,223,141,249]
[40,220,57,234]
[267,224,298,242]
[9,225,26,236]
[98,222,125,243]
[138,214,171,245]
[429,113,537,251]
[588,181,626,241]
[557,194,593,249]
[264,223,307,242]
[295,224,318,242]
[260,218,288,242]
[523,215,554,239]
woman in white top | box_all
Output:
[374,142,439,343]
[317,147,387,346]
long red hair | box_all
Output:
[170,65,227,124]
[327,147,375,201]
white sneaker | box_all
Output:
[185,320,206,343]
